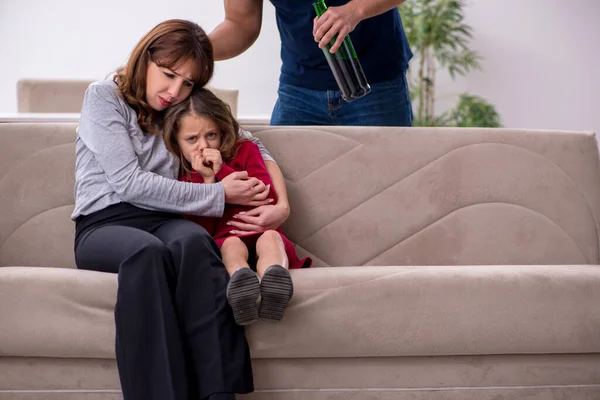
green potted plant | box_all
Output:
[399,0,502,127]
[450,93,502,127]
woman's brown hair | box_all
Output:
[163,89,242,175]
[115,19,213,135]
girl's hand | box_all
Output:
[190,150,215,181]
[202,148,223,175]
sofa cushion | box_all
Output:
[0,267,116,359]
[1,264,599,359]
[0,123,77,269]
[17,79,94,113]
[2,124,600,269]
[16,79,239,117]
[251,126,600,267]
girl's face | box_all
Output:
[146,59,196,111]
[176,114,222,163]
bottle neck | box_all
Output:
[313,0,327,17]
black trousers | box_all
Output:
[75,203,253,400]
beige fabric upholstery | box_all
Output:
[1,264,600,360]
[1,123,599,398]
[16,79,240,117]
[3,124,600,268]
[17,79,94,113]
[248,126,600,267]
[2,355,600,399]
[207,85,239,118]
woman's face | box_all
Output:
[146,59,196,111]
[176,114,222,164]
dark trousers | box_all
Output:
[74,203,253,400]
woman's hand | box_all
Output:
[313,2,361,53]
[227,202,290,235]
[221,171,273,206]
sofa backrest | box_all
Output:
[17,79,94,113]
[1,123,599,268]
[16,79,240,117]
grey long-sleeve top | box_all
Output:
[71,80,274,220]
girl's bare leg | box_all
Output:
[255,230,293,322]
[221,236,251,276]
[255,230,288,277]
[221,236,260,326]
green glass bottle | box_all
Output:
[313,0,371,102]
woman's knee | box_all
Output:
[162,222,221,271]
[135,239,168,257]
[168,222,215,250]
[124,237,169,268]
[117,238,171,287]
[76,225,166,273]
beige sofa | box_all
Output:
[1,122,600,399]
[16,79,240,117]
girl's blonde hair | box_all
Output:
[163,88,242,175]
[114,19,213,135]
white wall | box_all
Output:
[0,0,599,134]
[438,0,600,134]
[0,0,281,118]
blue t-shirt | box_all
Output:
[269,0,413,90]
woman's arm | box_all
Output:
[78,83,269,216]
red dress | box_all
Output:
[181,140,311,270]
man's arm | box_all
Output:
[351,0,407,22]
[314,0,407,53]
[209,0,264,61]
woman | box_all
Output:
[72,19,289,400]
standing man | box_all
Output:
[209,0,413,126]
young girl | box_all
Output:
[164,89,311,326]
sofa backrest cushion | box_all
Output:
[1,123,599,268]
[247,126,600,267]
[17,79,94,113]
